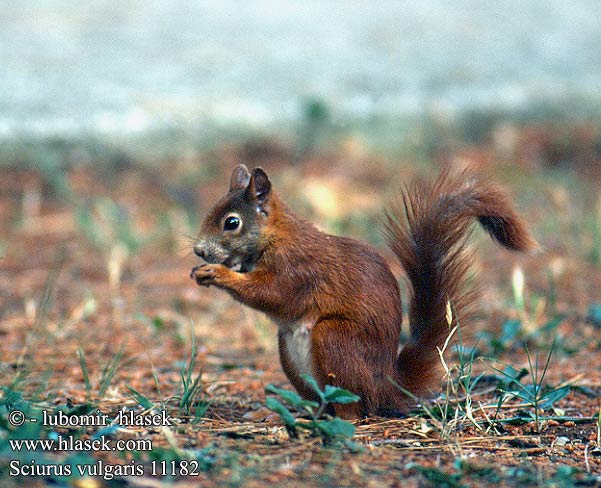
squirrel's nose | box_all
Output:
[194,245,206,259]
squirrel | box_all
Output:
[190,164,537,419]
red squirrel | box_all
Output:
[190,164,537,419]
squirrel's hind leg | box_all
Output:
[310,319,388,419]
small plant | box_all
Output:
[0,385,97,484]
[76,198,143,255]
[265,375,360,447]
[16,249,64,370]
[77,348,92,402]
[76,198,148,317]
[147,445,219,473]
[488,338,571,431]
[406,462,466,488]
[511,266,549,337]
[77,346,125,402]
[485,316,564,355]
[482,266,566,354]
[128,332,207,422]
[391,304,485,440]
[98,346,125,398]
[174,332,207,420]
[549,465,597,487]
[127,385,156,410]
[450,331,486,432]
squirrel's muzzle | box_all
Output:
[193,245,206,259]
[193,238,231,266]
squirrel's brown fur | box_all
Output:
[191,165,536,419]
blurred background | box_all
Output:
[2,1,601,323]
[2,0,601,335]
[3,0,601,162]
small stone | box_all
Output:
[555,436,570,446]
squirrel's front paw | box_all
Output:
[190,264,225,287]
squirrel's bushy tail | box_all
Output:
[384,167,537,398]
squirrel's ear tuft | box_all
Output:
[248,167,271,207]
[230,164,251,192]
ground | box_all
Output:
[0,134,600,487]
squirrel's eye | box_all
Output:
[223,216,241,231]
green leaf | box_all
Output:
[407,463,465,488]
[501,319,522,345]
[316,417,355,440]
[300,375,325,401]
[539,386,571,410]
[299,399,321,410]
[265,398,296,427]
[552,465,581,484]
[127,385,155,410]
[323,385,360,404]
[488,362,529,393]
[265,384,304,407]
[193,401,210,422]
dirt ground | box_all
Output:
[1,141,600,487]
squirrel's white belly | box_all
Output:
[279,320,313,378]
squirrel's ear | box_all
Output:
[230,164,251,192]
[248,167,271,207]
